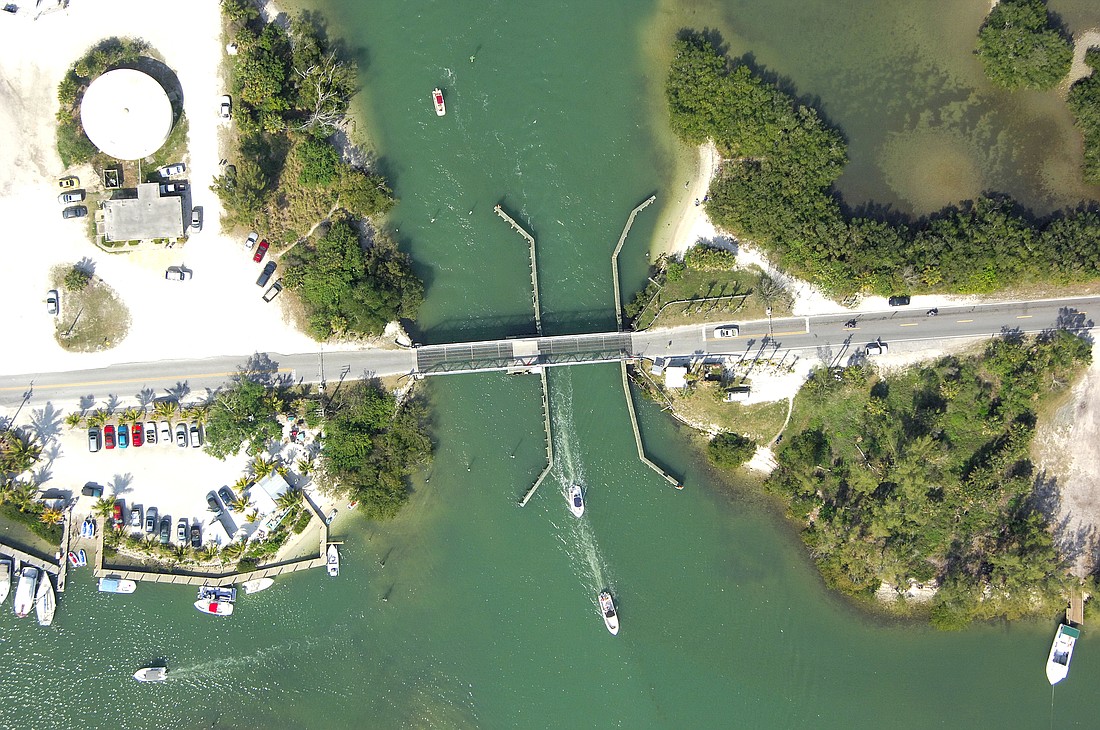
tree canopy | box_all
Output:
[202,373,285,459]
[976,0,1072,91]
[1068,49,1100,184]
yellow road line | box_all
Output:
[956,319,973,323]
[1016,315,1033,319]
[899,323,918,327]
[0,369,295,392]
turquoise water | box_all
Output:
[4,0,1100,727]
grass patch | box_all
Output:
[0,503,62,551]
[51,265,131,352]
[659,376,789,442]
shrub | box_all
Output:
[707,432,757,469]
[976,0,1072,90]
[64,266,91,292]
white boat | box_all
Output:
[133,666,167,683]
[13,567,38,618]
[598,591,619,636]
[194,598,234,616]
[35,573,55,626]
[241,577,274,595]
[1046,623,1081,685]
[432,87,446,116]
[98,576,137,594]
[566,484,585,518]
[327,544,340,577]
[0,558,11,605]
[198,585,236,603]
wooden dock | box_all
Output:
[620,360,681,489]
[0,540,61,580]
[493,204,543,336]
[611,195,657,331]
[519,368,555,507]
[1068,591,1085,625]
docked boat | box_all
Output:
[327,544,340,577]
[133,666,167,683]
[1046,623,1081,685]
[81,517,96,539]
[35,573,55,626]
[432,87,446,116]
[241,577,274,595]
[198,585,236,603]
[0,558,11,605]
[566,484,585,518]
[598,591,619,636]
[67,552,80,568]
[194,598,234,616]
[77,549,88,567]
[98,576,137,594]
[13,567,38,618]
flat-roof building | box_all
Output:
[102,183,184,241]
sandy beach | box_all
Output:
[0,0,362,383]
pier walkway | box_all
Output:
[611,195,656,331]
[518,367,555,506]
[494,204,544,336]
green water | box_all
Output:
[5,0,1100,727]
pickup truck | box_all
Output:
[262,280,283,302]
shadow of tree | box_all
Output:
[110,472,134,496]
[29,403,64,444]
[79,394,96,414]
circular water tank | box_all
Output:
[79,68,173,160]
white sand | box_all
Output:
[1063,30,1100,93]
[0,0,359,380]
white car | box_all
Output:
[713,325,739,338]
[219,94,232,119]
[144,423,157,445]
[245,231,259,249]
[190,207,202,231]
[57,190,85,204]
[46,289,59,316]
[189,423,203,448]
[866,341,889,356]
[159,420,172,444]
[157,163,185,177]
[175,422,188,448]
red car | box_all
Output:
[132,422,143,447]
[112,503,122,527]
[104,424,116,449]
[253,239,269,263]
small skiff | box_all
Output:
[194,599,234,616]
[432,88,446,116]
[327,544,340,577]
[35,573,55,626]
[598,591,619,636]
[241,578,274,595]
[1046,623,1081,685]
[133,666,167,683]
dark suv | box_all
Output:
[256,261,277,287]
[888,295,911,307]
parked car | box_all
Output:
[256,261,276,287]
[207,491,223,515]
[87,427,100,453]
[131,422,143,447]
[159,420,172,444]
[176,518,188,543]
[159,181,186,195]
[57,175,78,189]
[218,486,235,508]
[190,206,202,231]
[190,423,202,448]
[866,341,889,356]
[190,524,202,548]
[130,505,141,528]
[253,239,269,262]
[159,517,171,545]
[156,163,185,177]
[112,503,123,526]
[104,424,116,449]
[219,94,232,118]
[145,506,158,534]
[46,289,59,316]
[713,325,739,338]
[57,190,85,204]
[144,422,157,445]
[245,231,259,249]
[262,280,283,302]
[165,266,192,281]
[62,205,87,219]
[118,423,129,449]
[175,422,188,447]
[81,483,103,498]
[888,295,911,306]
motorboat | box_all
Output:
[194,598,234,616]
[598,591,619,636]
[13,566,38,618]
[67,551,80,568]
[78,549,88,567]
[1046,623,1081,685]
[35,573,55,626]
[327,544,340,577]
[566,484,585,518]
[198,585,236,603]
[98,576,137,594]
[0,558,12,605]
[432,87,446,116]
[133,666,167,683]
[241,578,274,595]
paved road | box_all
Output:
[0,296,1094,409]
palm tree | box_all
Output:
[64,412,85,430]
[221,540,248,561]
[39,507,64,526]
[295,457,314,476]
[251,456,278,480]
[122,407,144,423]
[245,509,259,524]
[3,434,42,476]
[201,544,219,562]
[183,405,210,425]
[275,486,304,512]
[233,475,252,493]
[86,410,110,429]
[8,481,39,512]
[229,494,251,513]
[152,400,178,420]
[92,495,115,520]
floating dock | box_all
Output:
[1068,591,1085,625]
[611,195,657,331]
[494,204,543,336]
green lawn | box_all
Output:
[51,266,131,352]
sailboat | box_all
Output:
[1046,623,1081,685]
[35,573,55,626]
